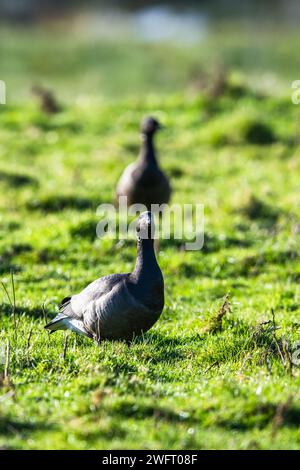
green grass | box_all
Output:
[0,24,300,449]
[0,81,300,449]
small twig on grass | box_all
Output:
[27,326,33,351]
[4,339,10,379]
[42,301,48,325]
[204,361,219,374]
[204,293,231,334]
[1,281,12,306]
[26,326,33,364]
[1,271,17,343]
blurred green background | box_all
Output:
[1,0,300,451]
[1,0,300,102]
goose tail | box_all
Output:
[44,313,68,333]
[45,314,92,338]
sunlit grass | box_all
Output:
[0,80,300,449]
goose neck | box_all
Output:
[133,239,159,280]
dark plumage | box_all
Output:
[116,117,171,210]
[45,212,164,342]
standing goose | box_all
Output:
[116,117,171,210]
[45,211,164,342]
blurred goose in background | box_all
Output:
[32,85,61,114]
[45,211,164,342]
[116,117,171,210]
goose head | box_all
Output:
[136,211,155,241]
[141,117,162,136]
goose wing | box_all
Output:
[116,162,139,197]
[44,274,127,337]
[82,278,150,341]
[117,163,171,206]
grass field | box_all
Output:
[0,25,300,450]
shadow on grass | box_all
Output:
[0,221,20,233]
[217,403,300,431]
[238,196,281,228]
[203,233,252,253]
[37,246,66,263]
[109,399,194,424]
[75,421,127,442]
[70,218,99,240]
[0,243,32,274]
[137,331,203,348]
[34,117,81,133]
[1,303,45,319]
[223,248,299,278]
[0,415,55,436]
[242,121,276,145]
[26,194,103,212]
[106,394,300,431]
[167,165,185,179]
[160,231,253,254]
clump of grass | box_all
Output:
[270,309,295,376]
[239,195,280,224]
[204,293,231,334]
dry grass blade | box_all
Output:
[26,326,33,364]
[204,361,219,374]
[282,339,293,376]
[10,270,17,341]
[62,334,69,361]
[4,339,10,379]
[42,301,48,325]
